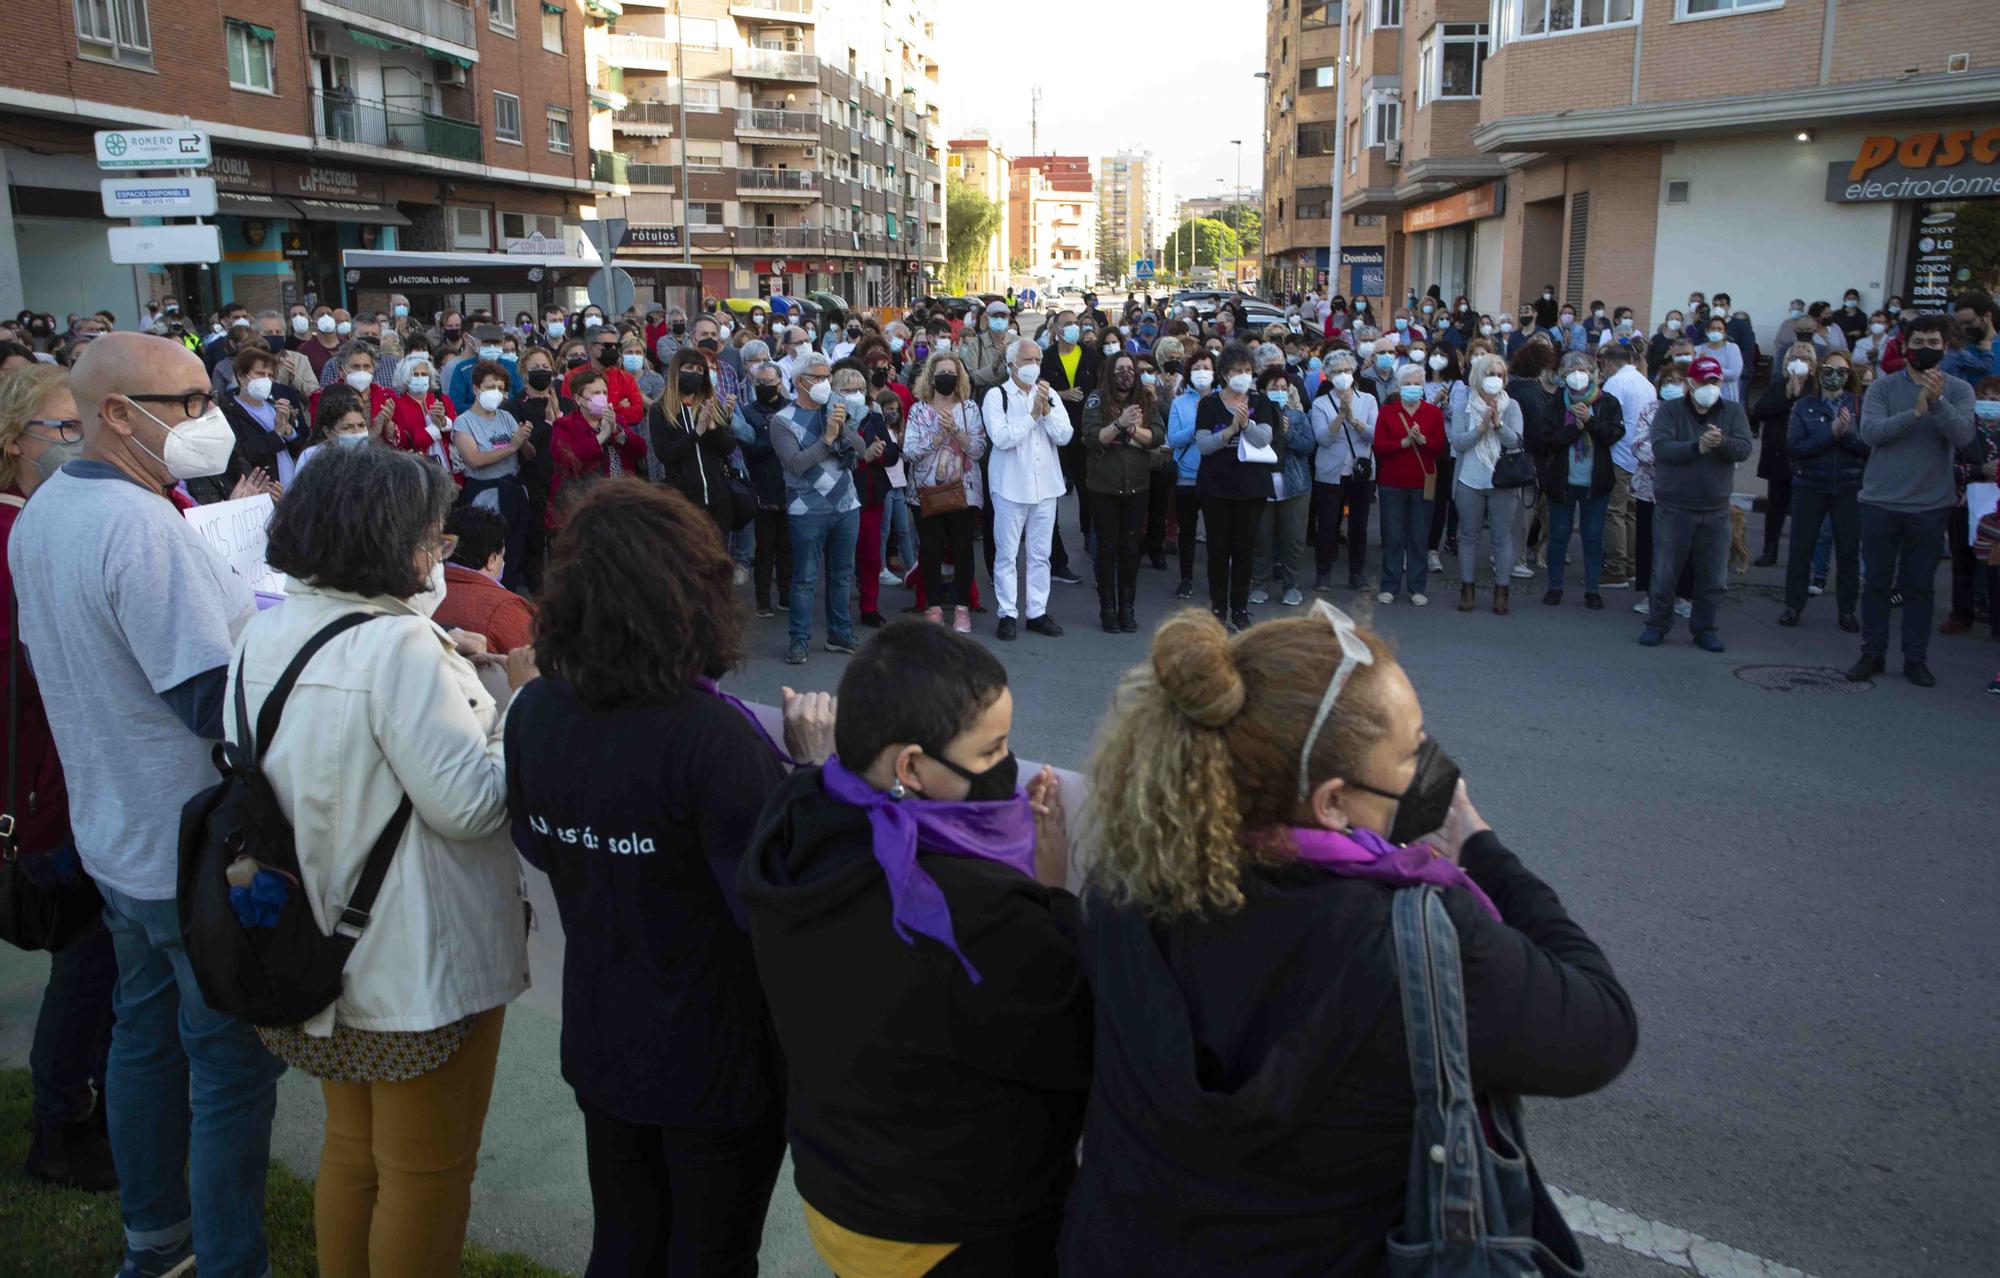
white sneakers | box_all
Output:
[1411,593,1429,607]
[1510,563,1536,579]
[878,569,902,587]
[1377,591,1395,605]
[1427,551,1443,573]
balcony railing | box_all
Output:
[309,0,476,49]
[592,149,629,186]
[738,167,819,195]
[730,0,814,18]
[607,34,677,69]
[627,163,677,187]
[736,107,818,136]
[615,101,678,131]
[739,225,819,249]
[734,48,817,81]
[311,89,480,163]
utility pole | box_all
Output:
[675,0,690,265]
[1030,85,1041,157]
[1329,1,1348,302]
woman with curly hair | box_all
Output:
[506,478,817,1274]
[1063,606,1636,1278]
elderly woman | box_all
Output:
[622,331,664,404]
[237,444,529,1276]
[771,351,866,665]
[1751,341,1815,566]
[309,339,393,424]
[1448,352,1527,614]
[1195,341,1280,630]
[454,360,535,590]
[1308,347,1378,591]
[903,348,987,632]
[219,341,306,492]
[1533,350,1627,609]
[1371,361,1446,605]
[385,350,457,477]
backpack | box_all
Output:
[177,612,412,1028]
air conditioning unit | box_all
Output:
[1385,140,1403,166]
[435,61,468,87]
[309,26,329,55]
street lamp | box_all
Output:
[1251,72,1270,293]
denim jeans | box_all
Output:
[1547,484,1611,592]
[1859,502,1947,662]
[101,885,285,1277]
[1377,484,1432,595]
[1646,505,1730,636]
[786,506,859,645]
[880,490,916,570]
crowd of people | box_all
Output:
[0,269,1990,1277]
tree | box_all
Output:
[1216,205,1262,257]
[1095,219,1129,284]
[944,176,1002,294]
[1160,218,1242,271]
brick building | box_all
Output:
[2,0,616,322]
[1262,0,2000,353]
[1010,154,1097,290]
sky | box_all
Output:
[930,10,1266,206]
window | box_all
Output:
[224,19,273,92]
[493,91,522,143]
[502,212,561,242]
[679,16,719,49]
[75,0,152,67]
[451,206,491,249]
[681,79,721,112]
[1373,0,1403,28]
[1509,0,1637,40]
[540,2,562,52]
[684,140,724,168]
[1296,188,1331,221]
[1300,62,1336,92]
[1418,23,1488,104]
[685,201,723,226]
[1680,0,1781,14]
[488,0,514,34]
[1367,92,1401,146]
[1297,121,1338,157]
[546,106,572,153]
[1302,1,1336,27]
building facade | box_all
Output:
[592,0,947,308]
[1097,150,1168,282]
[1011,154,1097,290]
[2,0,612,322]
[1263,0,2000,352]
[947,135,1010,293]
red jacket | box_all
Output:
[564,365,645,427]
[1371,398,1447,489]
[1,492,71,855]
[310,381,396,429]
[548,410,648,528]
[431,563,536,654]
[384,390,460,474]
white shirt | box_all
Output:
[982,377,1072,504]
[1603,363,1657,473]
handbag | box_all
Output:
[0,592,104,953]
[1490,447,1536,490]
[1339,413,1374,485]
[724,466,757,531]
[1384,887,1587,1277]
[917,406,972,517]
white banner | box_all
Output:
[184,494,284,597]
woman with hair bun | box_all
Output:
[1061,606,1636,1278]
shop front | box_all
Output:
[1400,181,1505,308]
[1822,124,2000,310]
[341,249,600,319]
[212,152,408,311]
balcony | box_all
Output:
[303,0,477,55]
[730,0,815,19]
[923,159,940,181]
[614,101,677,135]
[736,107,818,140]
[311,89,481,163]
[607,34,678,70]
[592,149,629,187]
[734,48,818,82]
[739,225,820,249]
[737,167,818,199]
[627,163,677,188]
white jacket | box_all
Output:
[982,378,1072,505]
[227,579,527,1036]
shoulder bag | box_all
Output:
[916,403,971,517]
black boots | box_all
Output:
[1117,580,1138,633]
[25,1102,117,1193]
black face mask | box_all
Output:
[565,354,589,369]
[442,328,462,344]
[755,385,784,408]
[678,370,709,395]
[1906,345,1945,372]
[1346,738,1462,846]
[670,321,686,335]
[697,337,720,352]
[869,366,889,388]
[1113,372,1135,392]
[1163,359,1184,375]
[595,347,618,367]
[932,371,959,396]
[931,749,1019,804]
[1818,367,1848,391]
[1959,321,1988,345]
[526,368,555,390]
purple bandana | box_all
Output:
[695,676,798,767]
[820,754,1037,984]
[1285,825,1500,920]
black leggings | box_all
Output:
[1313,477,1373,580]
[753,506,792,610]
[1175,485,1203,583]
[1204,496,1263,613]
[1089,488,1147,608]
[1144,466,1175,555]
[920,504,979,608]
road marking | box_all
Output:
[1550,1187,1816,1278]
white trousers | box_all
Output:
[992,494,1058,620]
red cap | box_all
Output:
[1688,354,1724,384]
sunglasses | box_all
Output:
[1297,601,1375,804]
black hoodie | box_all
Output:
[738,767,1092,1245]
[1059,831,1636,1278]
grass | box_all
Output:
[0,1069,568,1277]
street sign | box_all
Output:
[1134,258,1155,280]
[95,129,211,170]
[100,176,217,218]
[588,266,636,316]
[579,218,627,257]
[107,223,221,265]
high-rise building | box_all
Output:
[947,136,1011,293]
[595,0,948,307]
[1011,155,1097,290]
[1097,151,1168,281]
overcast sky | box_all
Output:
[931,13,1266,206]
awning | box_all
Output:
[540,0,564,11]
[228,18,276,41]
[588,90,627,110]
[584,0,620,15]
[429,49,474,69]
[345,28,415,53]
[217,192,303,219]
[293,198,412,227]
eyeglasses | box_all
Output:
[127,391,215,418]
[24,418,83,442]
[1297,600,1375,804]
[431,534,460,562]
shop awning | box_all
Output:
[429,49,474,69]
[293,198,412,227]
[345,28,415,54]
[217,192,303,219]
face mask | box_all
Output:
[1789,309,1805,320]
[314,314,336,334]
[933,371,960,396]
[1845,298,1860,309]
[936,338,953,353]
[410,557,447,618]
[1691,383,1722,409]
[25,433,85,485]
[1330,372,1354,391]
[1409,349,1427,364]
[1499,322,1514,334]
[407,375,431,396]
[868,367,891,389]
[1707,331,1727,345]
[808,378,834,406]
[585,392,610,415]
[1565,370,1592,392]
[1394,318,1409,331]
[390,304,409,319]
[583,316,604,331]
[1659,383,1685,402]
[1869,322,1887,336]
[595,347,619,367]
[1976,400,2000,421]
[805,325,818,338]
[1543,291,1554,301]
[1477,375,1505,396]
[240,375,273,401]
[1906,346,1944,372]
[1267,388,1289,407]
[1398,384,1423,406]
[1617,318,1634,331]
[479,345,502,362]
[126,399,235,480]
[989,317,1009,333]
[755,385,784,408]
[1479,324,1494,337]
[345,370,374,392]
[1421,305,1434,316]
[1102,344,1120,358]
[566,354,589,369]
[1306,356,1323,371]
[1785,359,1810,378]
[334,430,370,449]
[1592,309,1605,320]
[931,749,1019,804]
[679,369,713,395]
[888,336,905,354]
[1140,372,1158,389]
[498,351,518,365]
[476,387,505,412]
[1375,354,1396,371]
[1427,353,1447,372]
[622,353,644,373]
[1819,367,1849,391]
[1674,353,1694,366]
[670,321,686,336]
[524,368,555,391]
[1560,315,1576,327]
[1010,363,1039,387]
[336,321,352,336]
[1224,373,1254,394]
[1190,369,1215,391]
[443,328,462,344]
[291,314,309,334]
[1666,319,1683,333]
[1348,738,1462,847]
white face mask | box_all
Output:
[1226,373,1254,394]
[408,375,431,396]
[477,388,505,412]
[243,375,273,401]
[335,429,370,449]
[1499,322,1515,334]
[1707,330,1727,345]
[1013,363,1039,386]
[125,398,236,480]
[807,378,834,405]
[1329,371,1353,391]
[345,370,374,393]
[291,314,309,334]
[843,392,870,417]
[1666,319,1683,333]
[336,321,353,336]
[1427,353,1447,371]
[1565,370,1592,392]
[1785,359,1810,378]
[316,314,336,333]
[1191,368,1216,391]
[1691,384,1722,409]
[410,557,447,618]
[1870,322,1887,335]
[1480,375,1505,396]
[1479,324,1494,337]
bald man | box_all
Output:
[8,332,282,1277]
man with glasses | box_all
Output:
[769,352,864,665]
[776,325,814,395]
[7,333,284,1278]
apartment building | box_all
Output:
[1263,0,2000,351]
[1011,154,1097,289]
[591,0,947,308]
[2,0,609,320]
[947,135,1010,293]
[1097,150,1169,278]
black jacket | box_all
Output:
[650,400,737,528]
[1059,832,1636,1278]
[1193,391,1281,502]
[1040,343,1101,439]
[1750,379,1801,483]
[506,678,786,1136]
[1526,386,1625,499]
[739,768,1092,1244]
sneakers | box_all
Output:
[1674,599,1693,618]
[1510,563,1536,579]
[1904,660,1937,687]
[925,606,944,624]
[754,603,775,619]
[1281,586,1304,607]
[1410,593,1429,607]
[1050,568,1082,585]
[859,610,886,628]
[878,568,903,587]
[116,1239,195,1278]
[1376,590,1395,605]
[1809,578,1826,597]
[1778,608,1801,627]
[1693,631,1726,653]
[997,616,1018,640]
[1987,677,2000,695]
[1248,587,1269,605]
[1174,579,1194,600]
[1637,628,1665,647]
[952,606,972,634]
[1025,614,1064,637]
[824,635,859,655]
[785,641,809,665]
[1600,577,1632,590]
[732,565,750,587]
[1427,550,1443,573]
[1633,599,1650,614]
[1231,609,1253,632]
[1313,573,1331,592]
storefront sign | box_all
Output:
[100,176,217,217]
[107,223,222,265]
[1826,127,2000,203]
[347,265,549,290]
[95,129,210,170]
[210,152,275,194]
[1905,203,1969,311]
[281,230,310,259]
[623,225,682,249]
[272,161,383,203]
[1401,181,1505,234]
[1340,246,1385,299]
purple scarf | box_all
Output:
[1286,825,1500,920]
[820,754,1038,984]
[695,676,797,767]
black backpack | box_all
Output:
[177,612,412,1028]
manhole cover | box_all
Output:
[1733,664,1871,693]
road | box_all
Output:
[3,492,1993,1277]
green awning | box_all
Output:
[228,18,275,41]
[540,1,564,12]
[584,0,621,15]
[429,48,474,68]
[345,28,414,53]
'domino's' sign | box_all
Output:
[1826,127,2000,203]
